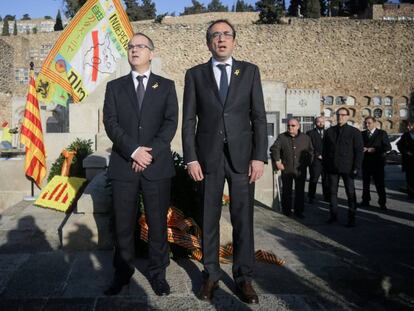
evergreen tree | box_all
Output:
[282,0,286,11]
[13,20,17,35]
[64,0,87,18]
[44,16,52,19]
[288,0,302,16]
[256,0,283,24]
[207,0,228,12]
[234,0,254,11]
[125,0,141,21]
[32,27,38,34]
[2,19,10,36]
[4,15,15,21]
[140,0,156,20]
[181,0,207,15]
[303,0,321,18]
[21,14,31,20]
[54,10,64,31]
[0,16,2,22]
[319,0,328,16]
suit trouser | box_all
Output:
[111,176,170,282]
[362,164,386,206]
[281,171,306,215]
[200,147,255,284]
[308,160,329,200]
[328,173,357,217]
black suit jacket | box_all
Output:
[362,129,391,167]
[103,72,178,181]
[323,124,364,174]
[306,128,325,160]
[182,59,267,174]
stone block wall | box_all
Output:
[373,3,414,20]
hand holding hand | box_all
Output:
[131,147,152,168]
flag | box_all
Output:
[20,69,47,188]
[36,0,133,106]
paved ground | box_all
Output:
[0,165,413,310]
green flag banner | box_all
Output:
[36,0,133,106]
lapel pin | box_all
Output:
[152,82,159,89]
[234,69,240,76]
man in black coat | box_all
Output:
[306,116,329,203]
[182,19,267,304]
[397,121,414,199]
[103,33,178,296]
[360,117,391,210]
[323,108,363,227]
[271,118,314,218]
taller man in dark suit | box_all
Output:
[360,117,391,210]
[306,116,329,203]
[103,33,178,296]
[323,108,363,227]
[182,20,267,304]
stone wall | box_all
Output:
[1,13,413,132]
[0,39,13,123]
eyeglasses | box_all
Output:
[210,31,234,40]
[128,43,152,51]
[287,124,297,127]
[337,114,349,116]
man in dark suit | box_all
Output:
[103,33,178,296]
[306,116,329,203]
[182,19,267,304]
[360,117,391,210]
[397,121,414,199]
[323,108,363,227]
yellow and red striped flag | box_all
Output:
[20,68,47,188]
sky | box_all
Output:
[0,0,401,20]
[0,0,260,19]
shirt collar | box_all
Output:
[370,128,376,135]
[212,57,233,68]
[131,69,151,80]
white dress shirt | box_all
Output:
[211,57,232,88]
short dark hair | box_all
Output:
[130,32,155,50]
[364,116,376,123]
[336,107,349,116]
[206,19,236,43]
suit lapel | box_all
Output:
[225,59,241,108]
[139,73,158,123]
[203,60,222,106]
[122,74,140,119]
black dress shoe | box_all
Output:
[358,201,370,208]
[150,278,170,296]
[294,213,305,219]
[326,215,337,224]
[104,279,130,296]
[198,279,218,302]
[236,281,259,304]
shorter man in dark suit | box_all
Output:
[323,108,363,227]
[103,33,178,296]
[360,117,391,210]
[306,116,329,203]
[270,118,314,218]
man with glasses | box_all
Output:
[323,108,363,227]
[360,117,391,210]
[270,118,314,218]
[103,33,178,296]
[182,19,267,304]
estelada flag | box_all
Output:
[20,69,47,188]
[36,0,133,106]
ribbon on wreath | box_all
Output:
[139,206,285,266]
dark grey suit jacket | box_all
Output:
[103,72,178,181]
[182,59,267,174]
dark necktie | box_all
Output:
[319,129,323,139]
[368,131,372,139]
[136,75,145,111]
[217,64,228,105]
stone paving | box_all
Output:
[0,166,413,310]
